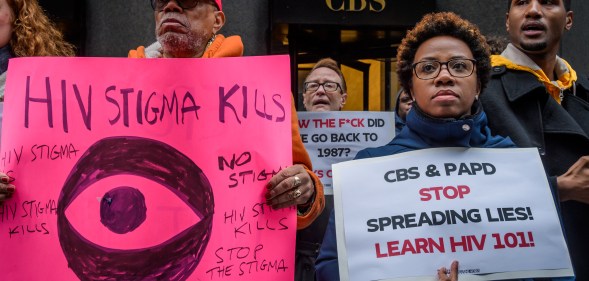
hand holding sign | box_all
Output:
[266,164,314,209]
[557,155,589,203]
[0,172,15,203]
[437,261,459,281]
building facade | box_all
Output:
[41,0,589,111]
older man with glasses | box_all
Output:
[302,58,348,112]
[129,0,325,231]
[295,57,348,281]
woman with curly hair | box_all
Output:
[0,0,75,98]
[0,0,74,204]
[314,11,559,280]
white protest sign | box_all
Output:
[298,111,395,194]
[333,148,573,281]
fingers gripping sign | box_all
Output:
[558,155,589,203]
[266,164,314,210]
[437,261,459,281]
[0,172,16,204]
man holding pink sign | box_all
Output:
[128,0,325,229]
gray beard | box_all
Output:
[157,31,208,58]
[520,41,548,52]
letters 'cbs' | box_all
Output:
[325,0,386,12]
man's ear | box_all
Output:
[565,11,574,31]
[505,12,510,33]
[340,92,348,110]
[212,11,226,34]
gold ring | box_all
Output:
[292,188,302,199]
[293,175,301,187]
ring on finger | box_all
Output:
[293,175,301,188]
[292,188,302,199]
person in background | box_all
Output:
[0,0,75,204]
[481,1,589,278]
[394,89,412,134]
[0,0,75,97]
[296,57,347,281]
[302,58,347,112]
[129,0,324,229]
[485,34,509,55]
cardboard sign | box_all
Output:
[333,148,573,281]
[0,56,296,281]
[298,111,395,194]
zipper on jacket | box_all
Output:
[536,98,546,156]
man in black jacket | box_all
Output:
[481,0,589,279]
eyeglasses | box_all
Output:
[304,82,341,94]
[150,0,203,11]
[412,58,477,80]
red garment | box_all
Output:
[129,35,324,229]
[214,0,222,10]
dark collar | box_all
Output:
[0,45,11,74]
[498,67,546,102]
[403,101,482,146]
[575,73,589,94]
[496,65,589,102]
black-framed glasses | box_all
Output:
[304,82,341,94]
[412,58,477,80]
[150,0,199,11]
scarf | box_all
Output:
[491,43,577,104]
[0,44,11,74]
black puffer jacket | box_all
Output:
[481,65,589,280]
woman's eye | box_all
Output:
[451,61,469,72]
[421,63,437,73]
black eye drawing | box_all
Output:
[57,136,214,280]
[100,186,147,234]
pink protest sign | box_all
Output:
[0,56,295,281]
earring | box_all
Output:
[475,95,479,100]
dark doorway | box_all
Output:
[38,0,86,55]
[270,0,436,111]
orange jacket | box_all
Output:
[128,34,244,59]
[129,35,324,229]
